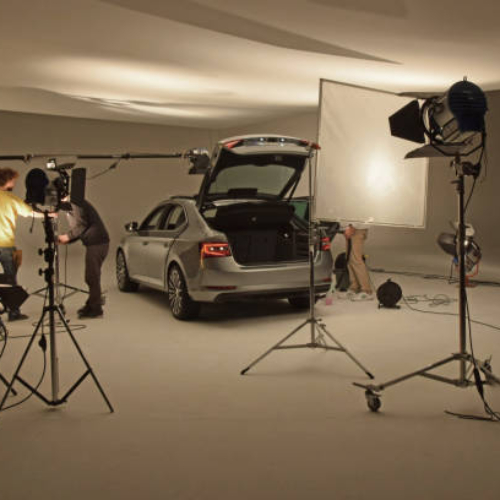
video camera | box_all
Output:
[25,158,86,211]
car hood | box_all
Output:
[197,145,310,207]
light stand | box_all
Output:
[31,216,88,304]
[240,148,374,378]
[0,213,113,413]
[354,154,500,412]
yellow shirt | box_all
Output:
[0,190,33,247]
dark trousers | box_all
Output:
[85,243,109,310]
[0,247,20,312]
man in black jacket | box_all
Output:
[58,200,109,318]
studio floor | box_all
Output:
[1,271,500,500]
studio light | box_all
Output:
[389,78,488,158]
[437,231,481,273]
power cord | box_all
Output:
[0,293,49,413]
[0,315,7,361]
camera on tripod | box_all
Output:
[25,158,86,211]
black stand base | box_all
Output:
[0,304,113,413]
[354,353,499,412]
[31,283,88,300]
[241,317,374,379]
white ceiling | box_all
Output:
[0,0,499,129]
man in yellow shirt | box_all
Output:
[0,167,35,320]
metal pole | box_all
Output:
[456,164,467,384]
[44,214,60,400]
[307,151,316,343]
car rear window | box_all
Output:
[208,162,297,198]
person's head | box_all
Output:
[0,167,19,191]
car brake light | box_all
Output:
[223,140,243,149]
[321,237,331,252]
[299,139,321,150]
[200,242,232,258]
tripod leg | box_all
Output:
[241,319,309,375]
[0,373,17,396]
[316,323,374,379]
[0,311,47,412]
[55,308,114,413]
[474,356,500,385]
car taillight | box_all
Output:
[200,242,232,258]
[321,237,331,252]
[223,140,243,149]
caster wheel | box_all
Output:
[366,391,381,412]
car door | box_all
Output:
[126,205,170,282]
[142,203,187,288]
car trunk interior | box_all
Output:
[205,202,309,265]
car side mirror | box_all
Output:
[125,221,138,232]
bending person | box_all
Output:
[58,197,109,319]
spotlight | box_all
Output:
[186,148,210,174]
[389,78,488,158]
[437,231,481,273]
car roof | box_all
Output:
[217,135,317,157]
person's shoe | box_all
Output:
[352,292,374,302]
[78,307,103,319]
[77,304,90,316]
[8,311,29,322]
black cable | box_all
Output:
[0,316,8,360]
[86,160,120,180]
[0,347,47,412]
[0,291,49,413]
[464,176,477,215]
[369,267,500,288]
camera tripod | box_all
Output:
[240,148,374,379]
[0,213,113,413]
[354,155,500,412]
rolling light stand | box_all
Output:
[241,147,374,379]
[0,213,113,413]
[354,155,500,412]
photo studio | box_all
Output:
[0,1,499,500]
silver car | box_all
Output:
[116,135,334,319]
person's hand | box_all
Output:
[58,234,70,244]
[344,225,355,239]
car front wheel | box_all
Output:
[116,251,139,292]
[167,264,200,320]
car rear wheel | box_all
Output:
[116,251,139,292]
[167,264,200,320]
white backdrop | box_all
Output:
[315,79,428,228]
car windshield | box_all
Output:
[208,162,297,198]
